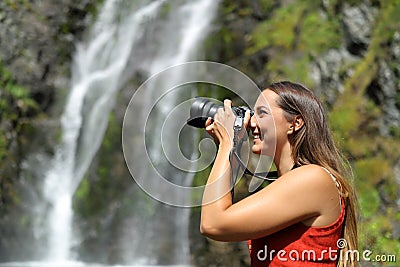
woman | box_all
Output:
[200,81,358,266]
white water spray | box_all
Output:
[40,0,219,264]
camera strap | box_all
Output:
[229,117,278,201]
[230,150,278,181]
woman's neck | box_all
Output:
[274,142,295,176]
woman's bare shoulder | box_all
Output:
[270,164,340,210]
[277,164,341,226]
[280,164,335,186]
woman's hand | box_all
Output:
[205,99,252,149]
[205,99,236,149]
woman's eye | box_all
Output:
[255,107,270,117]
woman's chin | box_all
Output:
[251,145,261,154]
[252,145,275,157]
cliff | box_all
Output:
[191,0,400,265]
[0,0,101,260]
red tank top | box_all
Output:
[248,201,345,266]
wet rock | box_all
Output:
[341,3,377,56]
[0,0,97,260]
[0,0,94,113]
[310,48,358,105]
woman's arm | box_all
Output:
[200,100,237,234]
[201,165,341,241]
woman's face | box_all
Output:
[250,89,291,156]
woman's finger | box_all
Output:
[206,118,214,132]
[243,110,251,128]
[224,99,233,115]
[224,99,232,107]
[205,117,213,127]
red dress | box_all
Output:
[248,201,345,266]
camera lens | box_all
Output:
[187,97,221,128]
[187,97,253,128]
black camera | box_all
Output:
[187,97,253,128]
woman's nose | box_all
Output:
[250,115,257,128]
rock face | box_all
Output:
[0,0,98,261]
[191,1,400,265]
[342,3,377,55]
[0,1,90,110]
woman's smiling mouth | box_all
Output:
[252,132,262,141]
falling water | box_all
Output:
[11,0,219,266]
[42,0,167,261]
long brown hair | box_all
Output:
[267,81,358,267]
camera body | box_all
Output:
[187,97,253,128]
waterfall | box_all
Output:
[31,0,220,265]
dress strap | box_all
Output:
[321,167,342,206]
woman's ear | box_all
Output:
[288,115,304,134]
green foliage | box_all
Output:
[3,0,32,11]
[0,63,40,215]
[246,1,342,84]
[354,158,392,219]
[73,110,155,223]
[159,2,172,19]
[247,4,303,54]
[371,0,400,59]
[0,64,39,161]
[247,1,341,55]
[214,0,400,260]
[75,178,90,202]
[357,181,380,218]
[359,208,400,263]
[326,2,400,259]
[329,94,364,140]
[0,65,39,121]
[87,0,106,17]
[0,71,39,188]
[259,0,275,12]
[73,112,122,218]
[355,158,391,185]
[299,12,342,54]
[0,133,6,162]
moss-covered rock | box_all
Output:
[0,0,104,260]
[192,0,400,264]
